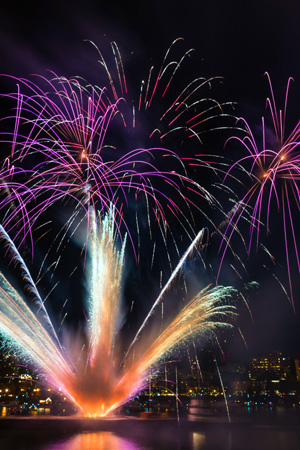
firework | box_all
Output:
[0,207,236,417]
[0,63,217,260]
[90,38,235,144]
[220,73,300,308]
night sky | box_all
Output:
[0,0,300,363]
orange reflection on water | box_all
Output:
[47,432,139,450]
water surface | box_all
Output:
[0,408,299,450]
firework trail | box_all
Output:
[0,223,60,346]
[124,227,206,359]
[214,355,231,423]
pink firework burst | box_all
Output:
[0,51,217,261]
[220,73,300,310]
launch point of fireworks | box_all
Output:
[0,208,236,417]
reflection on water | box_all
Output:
[192,432,206,449]
[33,426,300,450]
[0,408,299,450]
[192,430,234,450]
[41,431,216,450]
[41,432,139,450]
[0,426,300,450]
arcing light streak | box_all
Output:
[124,227,206,359]
[0,272,78,405]
[0,223,60,347]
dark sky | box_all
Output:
[1,0,300,100]
[0,0,300,362]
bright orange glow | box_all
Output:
[0,208,235,417]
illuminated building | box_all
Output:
[295,359,300,382]
[249,351,284,382]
